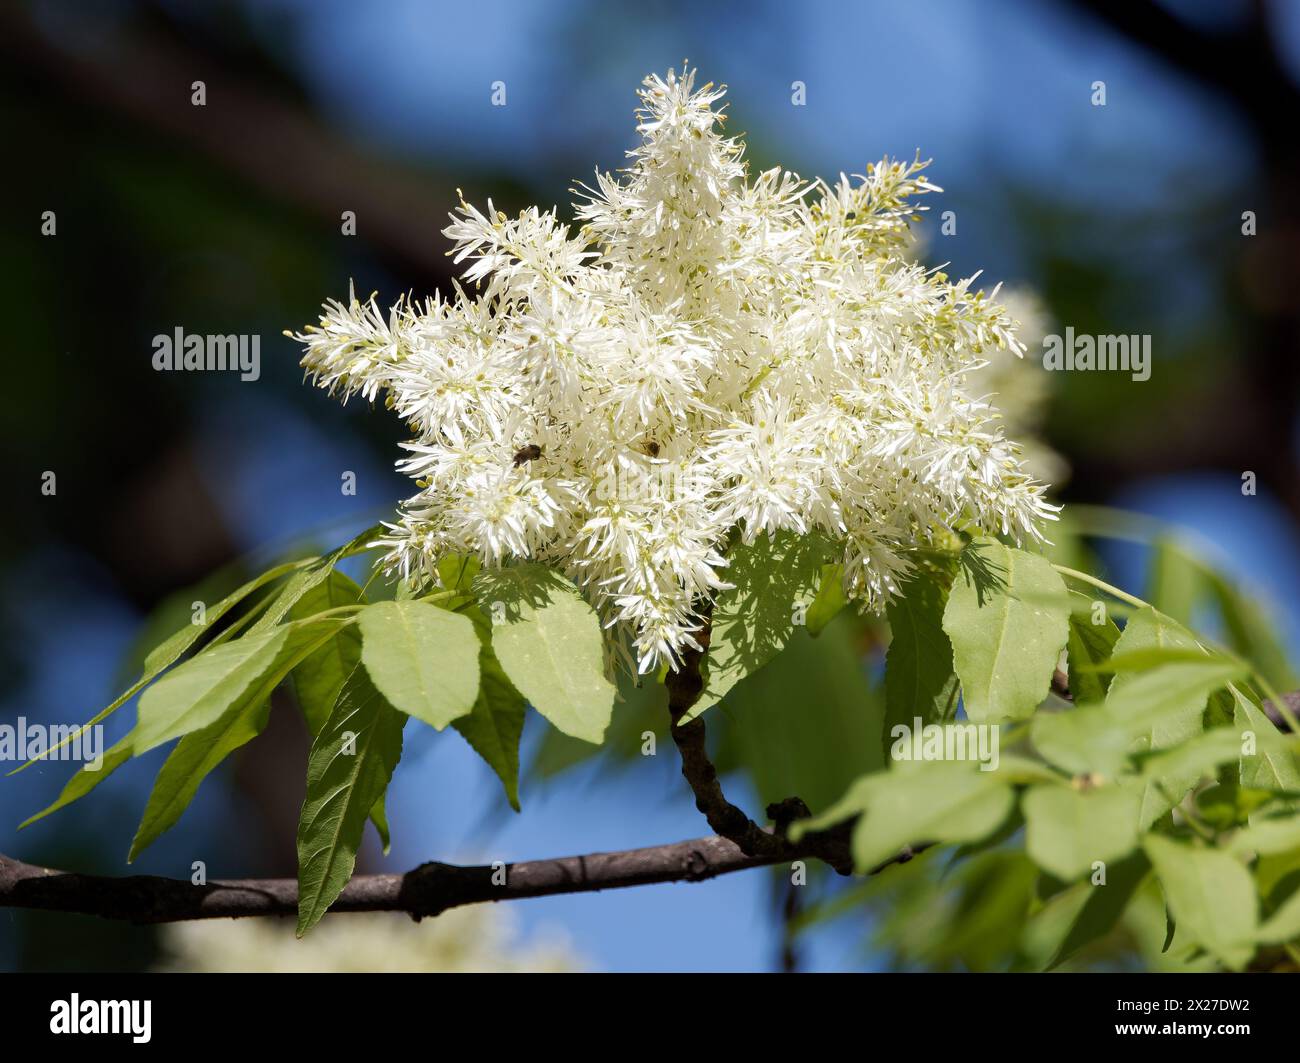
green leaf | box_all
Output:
[452,608,527,810]
[805,563,847,637]
[1196,783,1282,831]
[1031,702,1132,778]
[1256,846,1300,904]
[1104,610,1245,827]
[1022,783,1142,881]
[369,795,391,854]
[1257,887,1300,945]
[1144,835,1257,970]
[1031,852,1151,971]
[1234,684,1300,800]
[884,571,959,755]
[289,571,367,735]
[9,559,308,775]
[437,553,481,595]
[358,601,480,731]
[296,666,406,936]
[942,539,1070,723]
[1228,814,1300,857]
[1031,651,1242,787]
[288,572,390,845]
[794,761,1015,873]
[982,753,1065,785]
[712,614,886,814]
[1205,568,1296,691]
[684,533,830,721]
[526,668,667,781]
[1146,538,1205,627]
[1065,593,1120,703]
[475,565,615,744]
[128,698,272,861]
[1103,654,1241,732]
[249,524,384,635]
[1137,728,1243,787]
[1021,879,1094,965]
[143,559,310,673]
[19,739,133,828]
[1103,660,1244,731]
[1126,677,1236,830]
[1100,646,1227,672]
[134,621,340,754]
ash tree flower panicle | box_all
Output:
[293,68,1057,675]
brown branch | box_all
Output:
[1051,668,1073,701]
[0,828,919,925]
[664,614,857,875]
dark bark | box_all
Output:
[0,831,918,925]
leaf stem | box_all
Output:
[1052,564,1149,611]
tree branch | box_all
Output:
[0,829,918,925]
[664,614,857,874]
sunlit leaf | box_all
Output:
[685,533,830,721]
[358,601,480,730]
[942,540,1070,723]
[475,565,614,744]
[296,666,405,936]
[134,621,341,754]
[1144,835,1257,970]
[1023,782,1141,881]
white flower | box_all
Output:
[293,68,1057,674]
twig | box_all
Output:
[664,614,855,874]
[0,829,916,925]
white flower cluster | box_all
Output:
[294,69,1056,673]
